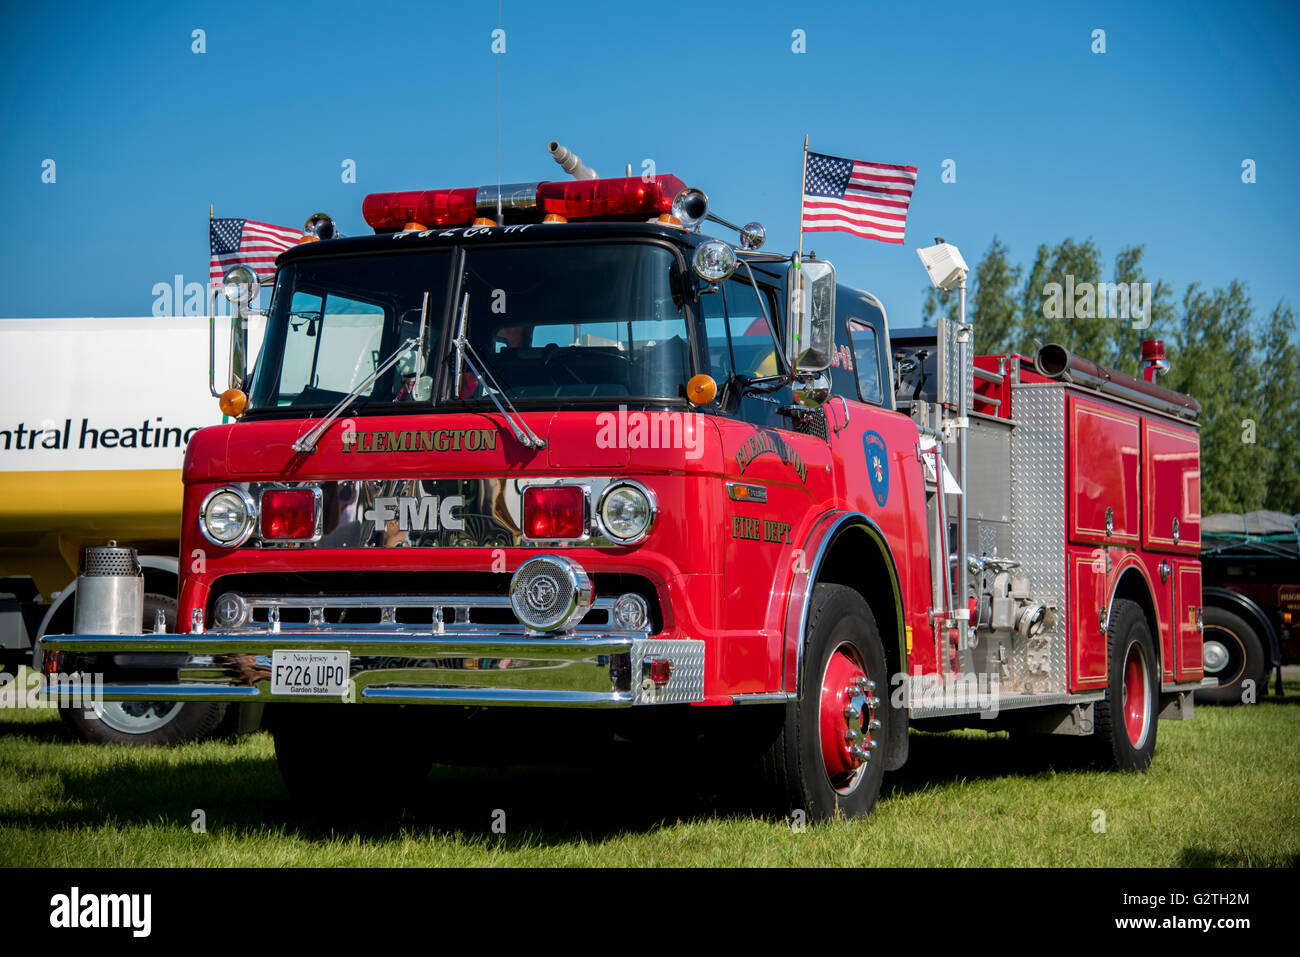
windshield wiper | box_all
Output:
[291,290,430,454]
[450,292,546,450]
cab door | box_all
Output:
[701,276,836,691]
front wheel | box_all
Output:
[270,705,440,817]
[59,594,228,746]
[759,583,889,822]
[1090,599,1158,772]
[1195,606,1267,705]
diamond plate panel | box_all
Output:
[631,638,706,705]
[938,315,973,410]
[1009,385,1067,694]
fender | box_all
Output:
[1202,586,1282,670]
[782,510,905,696]
[1105,557,1162,678]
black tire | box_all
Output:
[759,583,889,822]
[59,594,228,746]
[1090,599,1158,772]
[1195,606,1267,706]
[269,704,439,818]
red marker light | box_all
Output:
[523,485,585,539]
[649,658,673,686]
[260,489,318,540]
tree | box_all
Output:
[1018,238,1103,358]
[1155,281,1270,515]
[1258,302,1300,514]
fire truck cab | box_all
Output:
[41,150,1206,821]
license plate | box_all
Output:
[271,650,351,697]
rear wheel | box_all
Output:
[759,584,889,822]
[1090,599,1158,772]
[1195,606,1267,705]
[59,594,228,746]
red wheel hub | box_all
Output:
[1122,642,1149,748]
[819,646,875,790]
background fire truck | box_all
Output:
[42,143,1207,820]
[0,316,258,744]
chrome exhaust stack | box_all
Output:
[73,542,144,636]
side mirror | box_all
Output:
[221,266,261,390]
[786,259,836,374]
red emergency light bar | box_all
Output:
[361,187,477,231]
[361,175,688,232]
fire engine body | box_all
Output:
[41,152,1206,818]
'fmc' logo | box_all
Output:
[862,431,889,507]
[364,495,465,531]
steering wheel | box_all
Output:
[542,344,629,385]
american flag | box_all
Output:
[801,150,918,244]
[209,218,301,285]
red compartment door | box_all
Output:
[1142,420,1201,555]
[1069,396,1141,548]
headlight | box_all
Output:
[221,265,260,306]
[200,487,256,547]
[598,482,655,543]
[692,240,737,282]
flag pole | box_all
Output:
[796,134,808,269]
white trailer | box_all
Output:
[0,315,258,743]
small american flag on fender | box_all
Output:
[801,151,918,244]
[209,218,301,285]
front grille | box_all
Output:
[212,592,617,636]
[204,571,662,636]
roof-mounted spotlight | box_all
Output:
[221,265,260,306]
[916,239,968,292]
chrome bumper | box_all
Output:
[37,632,706,708]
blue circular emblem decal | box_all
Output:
[863,431,889,507]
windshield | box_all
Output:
[448,242,692,402]
[250,251,451,410]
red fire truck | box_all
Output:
[41,144,1206,820]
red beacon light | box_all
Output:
[535,174,686,220]
[361,187,477,232]
[362,175,688,233]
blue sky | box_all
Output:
[2,0,1297,345]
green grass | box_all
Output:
[1,680,1298,867]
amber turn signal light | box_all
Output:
[686,374,717,406]
[219,388,247,417]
